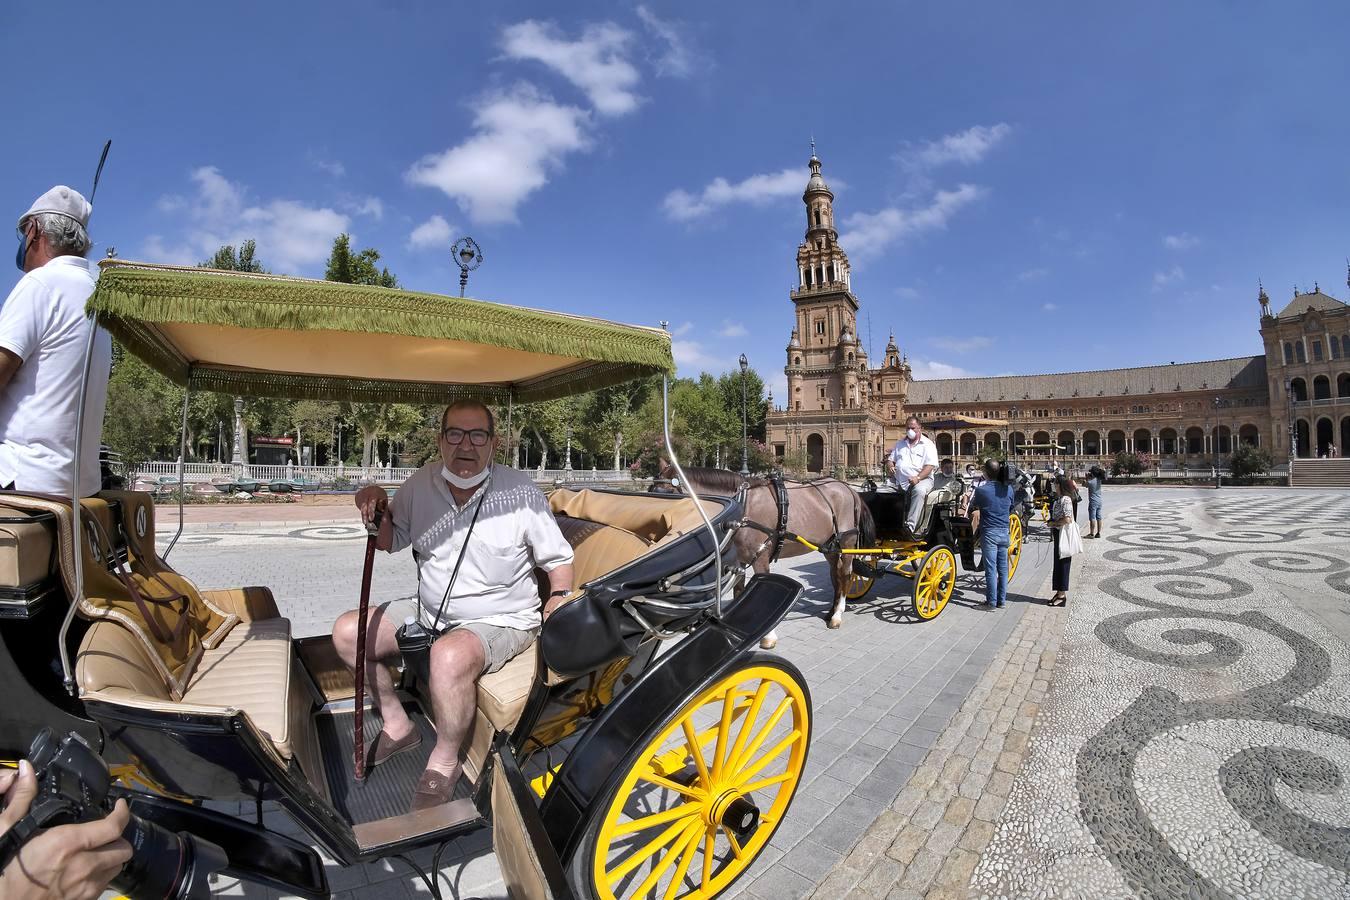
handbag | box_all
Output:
[1058,519,1084,558]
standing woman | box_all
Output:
[1085,465,1106,538]
[1048,474,1080,606]
[969,458,1014,609]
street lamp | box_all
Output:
[739,353,750,477]
[451,236,483,297]
[1285,377,1296,468]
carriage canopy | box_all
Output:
[87,260,674,404]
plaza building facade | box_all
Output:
[766,154,1350,473]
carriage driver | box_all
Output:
[885,415,939,540]
[332,400,575,813]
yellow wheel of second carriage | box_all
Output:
[1007,514,1024,581]
[912,546,957,620]
[578,656,811,899]
[845,556,876,600]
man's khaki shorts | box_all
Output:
[450,621,538,675]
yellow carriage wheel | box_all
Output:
[912,546,957,620]
[845,555,876,600]
[575,656,811,900]
[1007,514,1024,581]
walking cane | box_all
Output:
[353,500,386,783]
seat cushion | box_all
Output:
[182,618,297,757]
[476,642,537,731]
[0,504,55,589]
[554,516,651,586]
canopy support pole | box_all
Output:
[662,374,723,619]
[59,312,101,695]
[506,395,515,468]
[163,386,191,558]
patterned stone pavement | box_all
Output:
[157,499,1051,899]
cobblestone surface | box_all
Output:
[152,501,1051,899]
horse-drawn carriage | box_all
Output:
[837,476,1024,619]
[0,261,811,899]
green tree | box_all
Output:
[1111,451,1145,477]
[1228,443,1272,479]
[103,354,182,469]
[202,239,265,273]
[324,233,398,287]
[717,367,767,443]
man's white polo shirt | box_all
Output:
[0,256,110,495]
[888,434,938,482]
[388,462,573,632]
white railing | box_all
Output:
[124,460,638,488]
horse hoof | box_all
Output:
[759,636,778,650]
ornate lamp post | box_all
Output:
[1285,377,1296,471]
[739,353,750,477]
[231,396,245,474]
[452,236,483,297]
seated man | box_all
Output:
[884,416,938,539]
[332,400,574,812]
[932,457,956,491]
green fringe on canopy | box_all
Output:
[89,262,675,403]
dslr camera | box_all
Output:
[0,729,227,900]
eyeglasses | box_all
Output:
[442,427,492,446]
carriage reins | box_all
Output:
[736,472,858,562]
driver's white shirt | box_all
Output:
[888,434,938,481]
[387,462,573,632]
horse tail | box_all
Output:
[855,490,876,551]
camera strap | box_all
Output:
[424,475,491,634]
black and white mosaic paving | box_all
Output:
[971,490,1350,899]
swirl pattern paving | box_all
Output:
[971,491,1350,899]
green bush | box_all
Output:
[976,446,1006,464]
[1111,451,1145,476]
[1228,443,1273,478]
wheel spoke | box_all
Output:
[722,825,745,860]
[726,697,790,776]
[733,728,801,788]
[739,770,794,796]
[629,819,703,900]
[711,686,739,782]
[700,832,715,891]
[638,770,705,800]
[681,719,712,789]
[725,681,771,785]
[663,820,704,900]
[614,800,703,837]
[607,816,699,886]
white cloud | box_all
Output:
[894,286,921,300]
[1152,265,1186,290]
[636,5,696,78]
[662,167,801,222]
[351,196,383,220]
[1042,302,1058,312]
[408,214,454,250]
[142,166,348,273]
[932,336,991,354]
[405,83,591,225]
[1017,267,1049,282]
[899,123,1012,170]
[314,158,346,178]
[671,321,694,337]
[909,358,979,380]
[840,184,985,260]
[500,20,641,116]
[1163,232,1199,250]
[718,320,748,338]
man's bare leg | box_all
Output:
[332,604,414,741]
[422,630,486,780]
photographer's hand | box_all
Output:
[0,761,132,900]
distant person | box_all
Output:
[1084,465,1106,538]
[1048,474,1078,606]
[0,187,111,496]
[885,415,937,539]
[970,458,1015,609]
[933,457,956,490]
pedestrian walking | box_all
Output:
[1084,465,1106,538]
[969,458,1014,609]
[1048,474,1080,606]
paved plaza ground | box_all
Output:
[154,486,1350,899]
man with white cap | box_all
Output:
[0,186,111,495]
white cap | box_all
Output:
[17,185,92,230]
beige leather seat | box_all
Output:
[915,482,957,535]
[0,503,56,595]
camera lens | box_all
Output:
[113,815,228,900]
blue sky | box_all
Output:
[5,1,1349,400]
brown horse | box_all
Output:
[654,464,875,644]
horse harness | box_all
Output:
[739,472,859,562]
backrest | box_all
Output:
[0,503,56,590]
[555,515,651,587]
[76,618,172,701]
[0,492,237,700]
[549,489,721,546]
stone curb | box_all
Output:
[807,562,1066,900]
